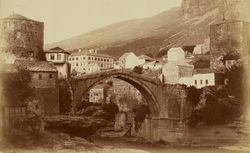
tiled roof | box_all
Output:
[194,68,214,74]
[44,47,70,54]
[71,51,114,58]
[138,55,154,61]
[14,59,57,72]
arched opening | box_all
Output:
[72,73,160,136]
[75,74,159,117]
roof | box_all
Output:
[71,51,114,58]
[1,13,42,23]
[194,68,214,74]
[14,59,57,72]
[44,47,70,54]
[138,55,154,61]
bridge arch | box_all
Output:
[71,70,161,117]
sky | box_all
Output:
[0,0,182,43]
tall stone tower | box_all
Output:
[210,20,250,57]
[0,14,45,60]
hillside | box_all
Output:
[45,0,250,57]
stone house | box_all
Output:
[44,47,71,79]
[14,59,59,116]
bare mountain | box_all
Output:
[45,0,250,57]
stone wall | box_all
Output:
[33,88,59,116]
[0,18,45,60]
[30,71,59,116]
[29,71,58,88]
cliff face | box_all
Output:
[181,0,222,19]
[181,0,247,20]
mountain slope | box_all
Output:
[45,0,250,57]
[45,7,182,50]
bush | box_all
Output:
[59,80,72,113]
[2,68,33,106]
[133,66,143,74]
[187,87,241,127]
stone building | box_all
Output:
[0,14,45,60]
[210,20,250,58]
[14,59,59,116]
[44,47,71,79]
[0,14,60,121]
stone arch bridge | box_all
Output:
[71,69,192,141]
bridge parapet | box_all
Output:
[72,69,161,85]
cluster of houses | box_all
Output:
[44,45,221,90]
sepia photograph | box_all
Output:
[0,0,250,152]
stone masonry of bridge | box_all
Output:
[71,69,192,141]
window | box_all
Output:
[76,57,79,60]
[50,54,55,60]
[206,80,209,85]
[57,54,61,60]
[76,63,78,66]
[35,104,39,110]
[195,80,197,85]
[38,74,42,80]
[200,80,203,85]
[88,57,91,60]
[49,74,53,79]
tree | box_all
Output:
[59,80,72,114]
[133,66,143,74]
[2,68,33,106]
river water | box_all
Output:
[93,138,250,153]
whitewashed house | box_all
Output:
[167,47,185,62]
[162,47,194,84]
[118,52,140,69]
[68,50,114,74]
[44,47,70,79]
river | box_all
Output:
[93,137,250,153]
